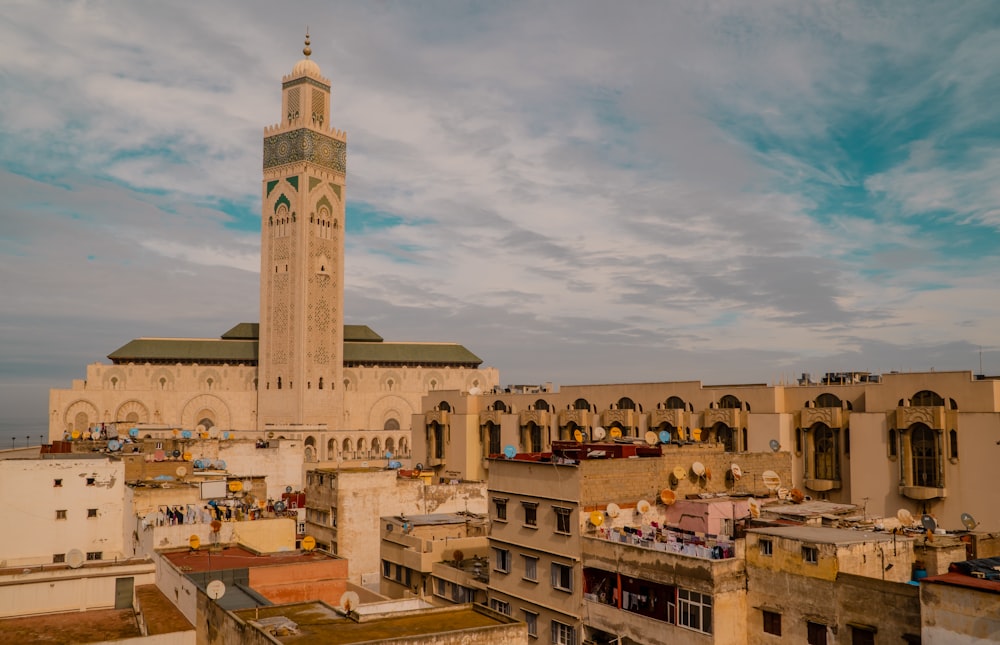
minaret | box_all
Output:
[258,32,346,429]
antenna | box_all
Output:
[339,590,360,613]
[961,512,979,531]
[66,549,84,569]
[605,503,621,519]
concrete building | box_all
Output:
[303,467,487,586]
[418,369,1000,532]
[48,35,497,455]
[920,558,1000,644]
[379,511,489,602]
[486,442,790,644]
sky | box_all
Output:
[2,1,1000,435]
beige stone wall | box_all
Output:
[921,581,1000,644]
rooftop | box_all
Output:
[748,525,903,545]
[162,545,338,574]
[234,602,517,644]
[922,557,1000,594]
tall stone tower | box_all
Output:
[258,33,346,429]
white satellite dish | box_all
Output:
[339,590,361,613]
[730,463,743,480]
[961,512,979,531]
[468,386,482,395]
[175,466,187,477]
[761,470,781,491]
[206,579,226,600]
[606,503,621,519]
[644,431,658,446]
[208,427,219,439]
[692,462,706,477]
[896,508,914,526]
[66,549,85,569]
[636,499,651,515]
[748,498,761,518]
[592,427,607,441]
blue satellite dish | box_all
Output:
[107,439,121,451]
[215,460,227,470]
[274,501,286,512]
[222,431,230,440]
[658,430,671,444]
[388,460,402,469]
[503,445,517,459]
[129,428,139,437]
[385,451,393,459]
[181,430,192,439]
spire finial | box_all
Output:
[303,28,311,58]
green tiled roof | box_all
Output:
[108,325,480,367]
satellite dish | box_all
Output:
[172,449,181,458]
[385,451,393,459]
[609,427,623,439]
[153,450,165,462]
[66,549,85,569]
[503,445,517,459]
[189,534,200,550]
[285,485,293,493]
[691,427,702,441]
[302,535,316,551]
[91,430,101,441]
[181,430,192,439]
[672,465,687,480]
[761,470,781,491]
[215,460,226,470]
[636,499,651,515]
[592,427,607,441]
[206,580,226,600]
[961,513,979,531]
[107,440,121,452]
[222,431,230,440]
[208,427,219,439]
[339,590,360,613]
[777,487,790,500]
[129,427,139,438]
[705,466,712,480]
[692,462,706,477]
[196,424,207,433]
[606,503,621,518]
[748,498,761,518]
[573,429,584,443]
[660,489,676,505]
[176,466,187,477]
[769,439,781,452]
[228,480,243,492]
[658,430,671,444]
[730,464,743,480]
[790,488,805,503]
[896,508,914,526]
[644,431,658,446]
[388,460,402,469]
[468,386,482,395]
[589,510,604,527]
[921,514,937,532]
[71,430,80,440]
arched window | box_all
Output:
[431,423,444,459]
[716,425,736,452]
[318,377,324,390]
[277,377,282,390]
[327,438,337,458]
[372,438,381,456]
[342,438,352,454]
[719,395,741,409]
[911,424,940,487]
[534,399,550,411]
[384,418,400,431]
[573,398,590,411]
[438,401,451,413]
[493,401,508,413]
[815,393,841,408]
[813,425,839,480]
[357,438,367,456]
[488,422,501,455]
[665,396,685,410]
[385,438,395,454]
[912,390,945,407]
[617,397,636,411]
[949,429,958,460]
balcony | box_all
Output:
[588,527,738,562]
[425,410,449,425]
[702,407,742,429]
[601,408,638,429]
[804,478,841,492]
[650,408,686,429]
[479,409,504,425]
[558,409,591,427]
[896,406,945,430]
[900,485,947,501]
[519,409,550,426]
[801,406,845,429]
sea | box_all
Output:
[0,418,50,450]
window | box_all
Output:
[86,477,96,486]
[53,479,62,487]
[490,599,510,616]
[911,424,940,487]
[807,621,829,645]
[814,425,839,480]
[949,429,958,460]
[551,620,576,645]
[522,555,538,581]
[56,509,67,520]
[523,610,538,638]
[763,610,781,636]
[850,625,876,645]
[494,498,508,522]
[554,507,572,534]
[759,539,773,556]
[494,548,511,573]
[87,508,98,518]
[551,562,573,592]
[86,551,102,561]
[52,553,66,564]
[803,546,819,564]
[678,589,713,634]
[888,429,897,458]
[382,560,391,578]
[523,502,538,527]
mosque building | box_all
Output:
[47,35,499,462]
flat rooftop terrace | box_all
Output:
[0,585,191,642]
[163,545,336,573]
[235,602,516,644]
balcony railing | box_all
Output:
[591,525,736,560]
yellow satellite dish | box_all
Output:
[301,535,316,551]
[188,535,200,550]
[228,480,243,492]
[573,429,584,443]
[589,511,604,527]
[71,430,80,440]
[672,465,687,480]
[660,489,676,505]
[691,427,702,441]
[609,427,623,439]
